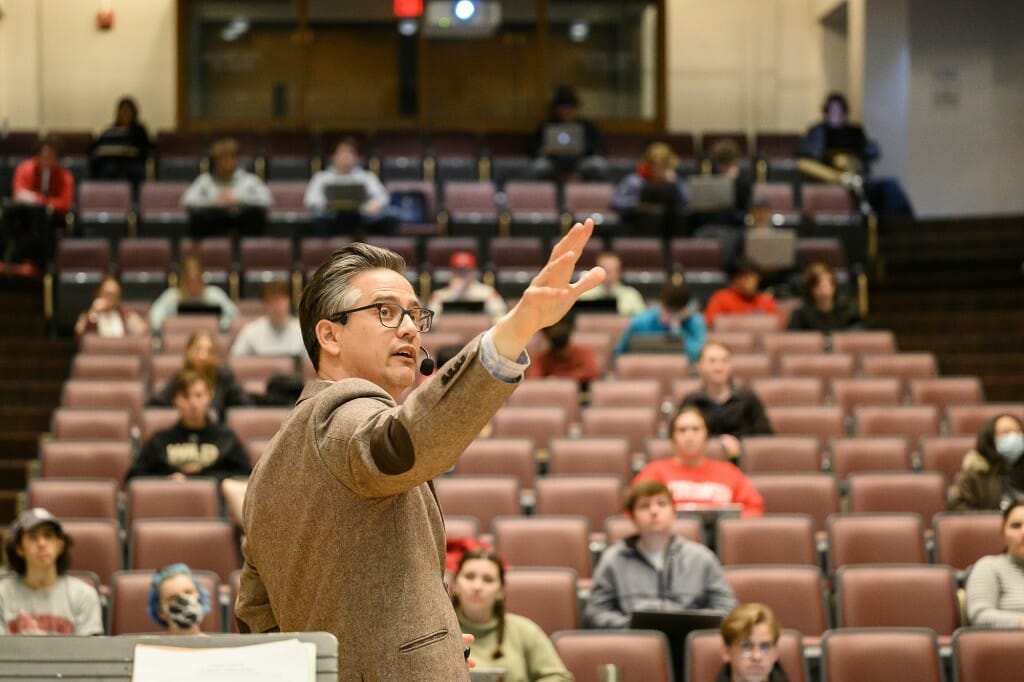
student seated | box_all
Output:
[717,603,790,682]
[148,563,212,636]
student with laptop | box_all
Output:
[181,137,273,238]
[427,251,508,323]
[611,142,689,238]
[528,85,608,181]
[304,137,397,237]
[148,256,239,333]
[585,479,737,630]
[613,281,706,362]
[577,252,646,316]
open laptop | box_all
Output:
[324,183,367,211]
[627,333,684,354]
[440,299,485,314]
[745,228,796,270]
[573,297,619,314]
[176,301,222,317]
[630,609,725,682]
[687,176,736,211]
[540,122,586,156]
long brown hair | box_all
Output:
[452,549,507,660]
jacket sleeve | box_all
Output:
[682,312,707,363]
[303,172,327,211]
[702,292,726,329]
[236,541,279,633]
[206,286,239,330]
[614,317,641,357]
[965,558,1024,627]
[584,551,631,629]
[148,288,179,332]
[699,552,738,612]
[206,431,252,481]
[363,171,389,207]
[237,175,273,207]
[742,393,773,436]
[221,370,253,409]
[181,175,214,208]
[796,124,826,160]
[71,580,104,635]
[611,175,643,214]
[947,468,983,511]
[49,168,74,213]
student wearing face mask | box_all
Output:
[948,414,1024,511]
[525,312,599,387]
[148,563,211,635]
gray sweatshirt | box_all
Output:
[966,553,1024,627]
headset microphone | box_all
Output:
[418,347,435,376]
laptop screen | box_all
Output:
[541,122,585,156]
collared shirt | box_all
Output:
[479,329,530,383]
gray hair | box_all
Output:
[299,243,407,371]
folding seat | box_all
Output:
[427,130,481,183]
[225,407,292,446]
[40,440,134,483]
[488,236,545,298]
[610,237,668,299]
[139,407,180,443]
[454,438,536,495]
[54,238,112,333]
[830,329,897,357]
[749,182,801,224]
[429,312,493,346]
[51,408,132,441]
[575,313,631,342]
[724,566,829,641]
[946,404,1024,436]
[552,630,672,682]
[827,513,927,571]
[794,237,846,271]
[688,630,808,682]
[854,405,940,441]
[117,237,172,301]
[226,357,297,391]
[829,437,912,481]
[919,435,974,485]
[503,181,560,240]
[548,438,634,483]
[300,236,352,278]
[847,472,946,524]
[129,518,241,582]
[386,180,438,236]
[505,378,580,422]
[159,316,222,343]
[740,436,822,473]
[749,474,839,533]
[373,130,424,182]
[76,180,133,239]
[830,377,901,417]
[265,130,314,181]
[178,237,234,290]
[70,354,145,381]
[729,353,774,382]
[433,476,521,533]
[441,181,499,237]
[266,180,312,237]
[645,438,676,463]
[821,628,942,682]
[504,567,580,635]
[126,477,221,525]
[802,184,858,224]
[765,406,846,442]
[62,518,123,588]
[581,406,661,456]
[932,511,1004,579]
[28,478,119,520]
[571,331,614,377]
[953,627,1024,682]
[364,236,419,278]
[493,515,591,578]
[755,132,801,161]
[670,238,724,274]
[149,355,185,392]
[491,406,569,453]
[779,352,855,380]
[706,331,756,353]
[238,237,293,298]
[62,380,146,426]
[589,379,663,412]
[712,314,784,334]
[423,236,481,285]
[533,475,623,537]
[909,376,984,413]
[836,565,960,642]
[79,334,152,361]
[482,131,532,183]
[670,378,705,405]
[861,352,938,384]
[717,515,817,566]
[563,181,619,228]
[109,569,221,635]
[761,332,825,359]
[749,377,824,408]
[604,514,703,548]
[614,354,689,397]
[444,516,480,540]
[138,181,189,237]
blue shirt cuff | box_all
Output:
[479,329,530,383]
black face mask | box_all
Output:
[549,332,571,349]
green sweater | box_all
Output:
[457,611,574,682]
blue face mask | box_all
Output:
[995,432,1024,462]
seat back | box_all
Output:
[847,472,946,524]
[740,436,821,473]
[724,566,829,638]
[919,436,975,485]
[581,407,660,455]
[750,474,839,532]
[505,378,580,422]
[548,438,634,483]
[534,475,623,532]
[62,519,124,588]
[28,478,119,520]
[503,567,580,635]
[717,515,817,566]
[40,441,133,484]
[490,406,569,453]
[933,512,1004,573]
[829,437,912,481]
[552,630,673,682]
[953,628,1024,682]
[766,406,846,442]
[129,519,241,582]
[749,377,825,408]
[821,628,942,682]
[827,513,926,571]
[836,565,959,634]
[51,408,132,441]
[854,406,940,440]
[126,477,222,525]
[493,516,591,578]
[433,476,521,533]
[454,438,536,492]
[831,377,902,417]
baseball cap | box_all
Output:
[449,251,477,270]
[9,508,63,538]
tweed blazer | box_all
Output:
[236,335,518,681]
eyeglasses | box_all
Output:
[738,641,776,658]
[330,302,434,333]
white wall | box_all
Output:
[862,0,910,181]
[665,0,826,135]
[907,0,1024,216]
[0,0,176,132]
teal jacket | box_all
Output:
[613,302,706,362]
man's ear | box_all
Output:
[316,319,341,359]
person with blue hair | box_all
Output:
[148,563,210,635]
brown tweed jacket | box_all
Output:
[236,336,517,681]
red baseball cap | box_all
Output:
[449,251,477,270]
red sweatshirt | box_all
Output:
[703,287,779,328]
[13,157,75,214]
[632,457,764,517]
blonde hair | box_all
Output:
[644,142,679,169]
[720,603,781,646]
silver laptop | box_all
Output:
[687,176,736,211]
[324,183,367,210]
[541,122,586,156]
[745,228,796,270]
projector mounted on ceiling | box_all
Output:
[423,1,501,39]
